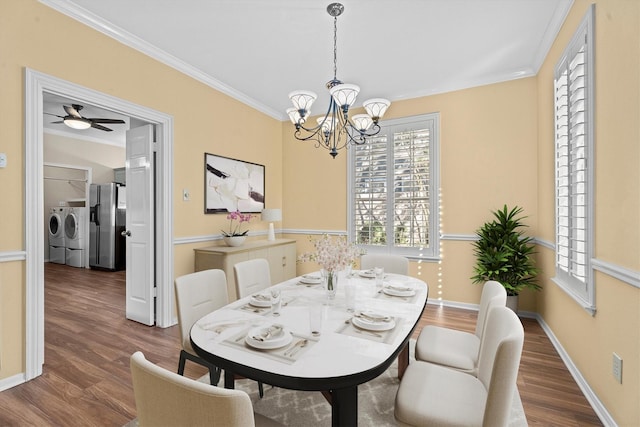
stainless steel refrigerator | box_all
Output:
[89,183,126,271]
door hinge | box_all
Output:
[153,286,157,297]
[153,142,159,152]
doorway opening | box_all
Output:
[25,68,175,381]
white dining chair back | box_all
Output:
[234,258,272,298]
[174,269,229,384]
[414,280,507,375]
[360,254,409,275]
[130,351,282,427]
[394,306,524,427]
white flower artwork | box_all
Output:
[205,153,265,214]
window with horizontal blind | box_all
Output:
[347,113,440,259]
[553,5,595,313]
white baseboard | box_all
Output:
[0,373,26,392]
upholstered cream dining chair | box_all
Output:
[360,254,409,275]
[175,268,229,385]
[130,351,282,427]
[394,306,524,427]
[414,280,506,375]
[234,258,272,298]
[175,268,264,397]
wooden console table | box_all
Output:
[194,238,297,301]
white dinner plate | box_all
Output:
[245,325,292,349]
[300,275,322,284]
[383,281,416,297]
[352,313,396,331]
[383,287,416,297]
[249,294,271,307]
[358,270,376,278]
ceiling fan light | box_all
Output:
[329,83,360,108]
[352,114,374,132]
[289,90,317,114]
[363,98,391,121]
[63,117,91,130]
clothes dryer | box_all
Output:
[48,207,67,247]
[65,207,87,267]
[48,207,67,264]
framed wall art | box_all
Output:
[204,153,265,214]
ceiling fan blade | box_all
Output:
[64,105,82,118]
[91,123,113,132]
[44,112,64,118]
[51,120,64,124]
[88,118,126,124]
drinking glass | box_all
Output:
[374,267,385,292]
[309,304,323,336]
[345,283,357,312]
[270,289,282,316]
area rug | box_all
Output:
[234,363,527,426]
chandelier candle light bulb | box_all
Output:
[287,3,391,158]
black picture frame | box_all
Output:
[204,153,265,214]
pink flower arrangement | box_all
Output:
[221,210,253,237]
[297,234,364,272]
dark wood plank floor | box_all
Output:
[0,263,603,426]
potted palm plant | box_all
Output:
[471,205,540,312]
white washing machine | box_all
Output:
[48,206,67,264]
[65,207,86,267]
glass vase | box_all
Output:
[321,269,338,303]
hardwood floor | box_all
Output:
[0,263,603,426]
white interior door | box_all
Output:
[125,124,155,325]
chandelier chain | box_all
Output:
[333,15,338,80]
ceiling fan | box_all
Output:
[45,104,125,132]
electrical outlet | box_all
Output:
[182,188,190,201]
[612,353,623,383]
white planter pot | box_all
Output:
[223,236,246,247]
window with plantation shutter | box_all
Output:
[348,113,440,259]
[553,5,595,313]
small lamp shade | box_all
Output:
[262,209,282,241]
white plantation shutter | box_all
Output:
[553,6,595,312]
[348,113,439,259]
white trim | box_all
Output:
[533,237,555,251]
[0,251,27,262]
[592,259,640,289]
[38,0,282,121]
[531,0,575,73]
[24,68,175,381]
[441,233,477,241]
[0,373,26,393]
[44,127,125,148]
[535,315,616,426]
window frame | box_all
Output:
[552,5,596,314]
[347,113,440,260]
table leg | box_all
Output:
[397,342,409,380]
[331,386,358,427]
[224,370,235,389]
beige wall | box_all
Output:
[535,1,640,425]
[284,77,540,309]
[1,0,638,424]
[0,0,282,379]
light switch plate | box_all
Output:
[0,153,7,168]
[182,188,190,201]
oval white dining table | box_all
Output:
[191,271,428,427]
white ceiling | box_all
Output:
[41,0,573,122]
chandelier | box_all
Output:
[287,3,391,158]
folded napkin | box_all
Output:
[252,294,270,302]
[356,311,392,323]
[251,324,283,342]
